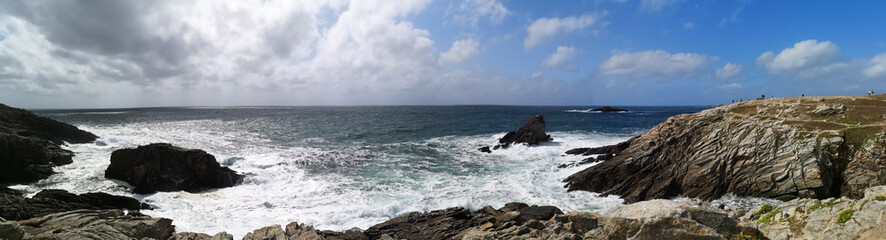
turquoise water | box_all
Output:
[18,105,706,237]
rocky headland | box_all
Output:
[565,95,886,203]
[0,104,97,184]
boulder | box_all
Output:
[105,143,245,194]
[364,207,473,240]
[0,104,98,184]
[0,189,149,221]
[591,106,629,112]
[565,96,886,203]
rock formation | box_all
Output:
[739,185,886,240]
[0,104,97,184]
[105,143,245,194]
[565,95,886,203]
[1,209,174,240]
[0,189,150,221]
[480,115,552,152]
[591,106,629,113]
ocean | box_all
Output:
[15,105,711,237]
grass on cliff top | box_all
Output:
[843,126,884,148]
[730,104,758,115]
[783,120,845,131]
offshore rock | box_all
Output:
[591,106,629,112]
[0,104,97,184]
[565,95,886,203]
[105,143,245,194]
[740,185,886,240]
[498,115,552,145]
[0,189,150,221]
[13,209,174,239]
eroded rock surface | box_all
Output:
[105,143,245,194]
[12,209,173,240]
[0,189,150,221]
[565,95,886,203]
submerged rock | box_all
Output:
[0,104,97,184]
[0,189,150,221]
[105,143,245,194]
[565,95,886,203]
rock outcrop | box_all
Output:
[0,189,150,221]
[105,143,245,194]
[1,209,174,240]
[739,185,886,240]
[0,104,97,184]
[565,95,886,203]
[480,115,552,152]
[591,106,629,113]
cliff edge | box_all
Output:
[565,95,886,203]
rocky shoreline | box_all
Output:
[2,97,886,239]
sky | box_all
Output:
[2,0,886,108]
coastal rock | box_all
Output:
[0,189,150,221]
[364,207,474,240]
[172,231,234,240]
[105,143,245,194]
[498,115,552,145]
[13,209,174,239]
[740,185,886,240]
[0,104,97,184]
[242,221,365,240]
[591,106,629,112]
[565,95,886,203]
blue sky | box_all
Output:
[1,0,885,108]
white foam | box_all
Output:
[17,120,632,239]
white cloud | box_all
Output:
[439,38,479,64]
[683,22,695,29]
[756,40,839,72]
[447,0,509,27]
[540,46,577,69]
[524,12,607,50]
[863,53,886,78]
[598,50,717,77]
[640,0,682,12]
[717,82,742,89]
[715,63,742,79]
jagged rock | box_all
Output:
[498,115,552,145]
[591,106,629,112]
[0,189,149,221]
[105,143,245,194]
[242,221,365,240]
[564,138,634,156]
[812,103,845,115]
[0,104,97,184]
[740,185,886,240]
[14,209,173,239]
[0,220,24,240]
[478,146,491,153]
[565,96,886,203]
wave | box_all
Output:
[18,120,634,238]
[564,109,629,113]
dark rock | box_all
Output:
[478,146,491,153]
[0,189,149,221]
[591,106,629,112]
[516,205,563,223]
[498,115,552,146]
[498,202,529,212]
[364,207,473,240]
[0,186,22,195]
[105,143,245,194]
[564,138,635,156]
[0,104,97,184]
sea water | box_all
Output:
[15,105,711,237]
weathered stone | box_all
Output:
[364,207,473,240]
[565,96,886,203]
[0,189,149,221]
[498,115,552,145]
[105,143,245,194]
[16,209,173,239]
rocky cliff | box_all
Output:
[0,104,97,184]
[565,95,886,203]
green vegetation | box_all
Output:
[840,116,859,125]
[809,199,846,210]
[783,120,845,131]
[837,209,855,223]
[734,115,743,120]
[755,208,783,224]
[875,195,886,201]
[842,127,883,148]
